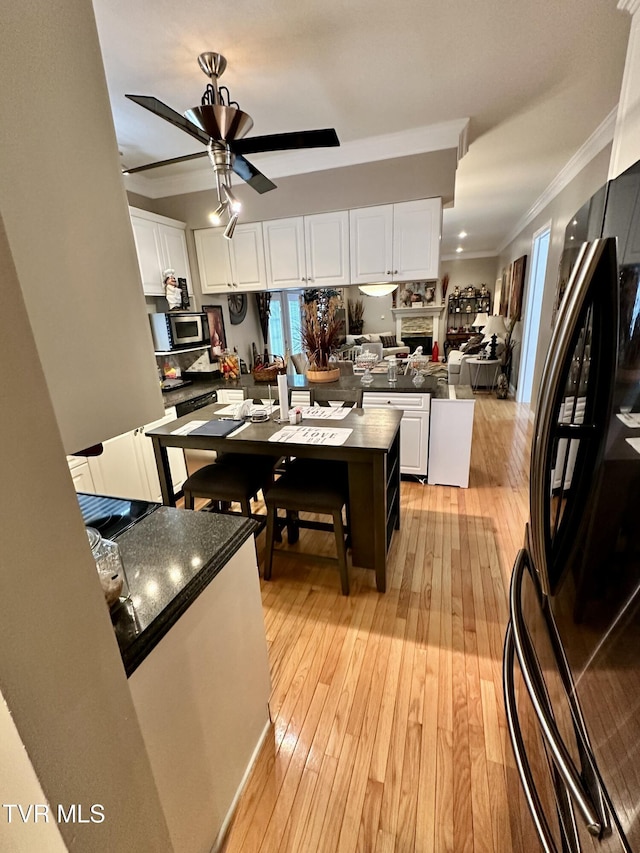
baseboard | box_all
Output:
[211,715,272,852]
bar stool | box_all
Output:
[182,453,278,517]
[263,464,350,595]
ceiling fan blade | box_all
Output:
[123,150,209,175]
[125,94,210,146]
[232,156,277,194]
[232,128,339,156]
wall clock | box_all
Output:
[228,292,247,324]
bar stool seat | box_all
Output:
[182,454,277,516]
[263,467,350,595]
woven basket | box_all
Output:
[252,365,286,383]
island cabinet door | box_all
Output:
[362,391,430,476]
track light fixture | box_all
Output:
[224,211,239,240]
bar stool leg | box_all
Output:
[332,508,350,596]
[184,489,194,510]
[264,505,276,580]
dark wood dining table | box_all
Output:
[146,404,402,592]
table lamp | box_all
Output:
[482,315,507,359]
[471,312,489,331]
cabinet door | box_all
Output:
[228,223,267,291]
[392,198,441,281]
[161,225,193,294]
[87,430,152,500]
[304,211,350,287]
[130,215,165,296]
[399,411,428,476]
[194,228,233,293]
[67,458,96,493]
[349,205,394,284]
[263,218,306,289]
[138,410,188,502]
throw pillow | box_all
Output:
[379,334,398,349]
[462,334,485,355]
[354,336,369,345]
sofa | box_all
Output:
[344,332,410,359]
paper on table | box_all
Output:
[617,412,640,427]
[300,405,351,420]
[268,426,353,446]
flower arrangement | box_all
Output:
[302,291,342,371]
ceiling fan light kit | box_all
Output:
[124,52,340,238]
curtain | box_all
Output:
[254,292,271,344]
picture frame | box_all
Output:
[202,304,227,356]
[508,255,527,321]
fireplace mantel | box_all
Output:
[391,305,445,319]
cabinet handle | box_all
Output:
[393,270,398,275]
[386,270,391,275]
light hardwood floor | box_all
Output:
[216,396,538,852]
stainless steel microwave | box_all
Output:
[149,312,210,352]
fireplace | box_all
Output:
[402,335,432,355]
[392,304,445,356]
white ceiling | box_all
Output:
[93,0,630,258]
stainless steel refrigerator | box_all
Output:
[504,158,640,852]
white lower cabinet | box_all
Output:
[70,407,187,501]
[67,456,96,493]
[427,397,475,487]
[363,392,430,476]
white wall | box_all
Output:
[498,145,613,407]
[0,214,172,851]
[610,3,640,179]
[1,0,163,455]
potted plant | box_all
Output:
[348,298,364,336]
[302,290,342,382]
[496,321,518,399]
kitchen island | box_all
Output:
[114,507,271,853]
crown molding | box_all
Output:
[441,250,499,261]
[123,119,470,199]
[497,107,617,252]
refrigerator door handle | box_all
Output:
[504,623,560,853]
[529,239,606,595]
[510,550,602,837]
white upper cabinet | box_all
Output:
[264,211,350,289]
[195,223,267,293]
[350,199,441,283]
[130,208,194,297]
[304,211,350,288]
[263,218,306,289]
[349,205,394,283]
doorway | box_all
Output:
[517,224,551,403]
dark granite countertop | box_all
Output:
[433,384,474,400]
[112,507,257,676]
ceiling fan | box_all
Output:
[123,52,340,236]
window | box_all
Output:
[268,290,303,357]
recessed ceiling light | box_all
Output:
[456,246,463,253]
[572,219,578,226]
[458,231,467,239]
